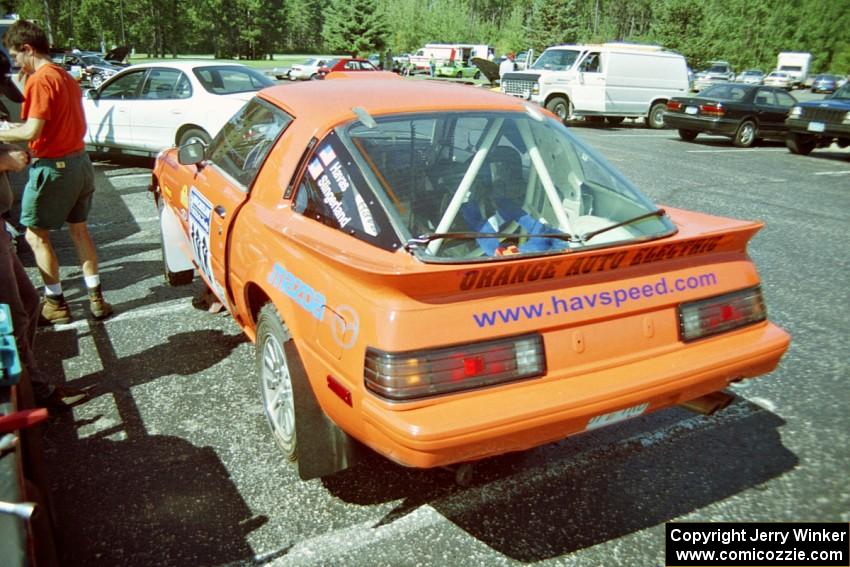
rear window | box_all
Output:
[192,65,273,95]
[701,84,751,101]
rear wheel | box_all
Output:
[678,129,698,141]
[90,73,105,89]
[178,127,211,148]
[645,101,668,129]
[545,96,571,122]
[473,70,481,79]
[256,304,298,461]
[786,133,816,155]
[733,120,757,147]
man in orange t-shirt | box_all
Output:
[0,20,111,327]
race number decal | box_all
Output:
[189,187,214,284]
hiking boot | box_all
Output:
[35,385,90,411]
[88,285,113,319]
[39,295,72,325]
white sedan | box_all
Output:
[763,71,792,90]
[83,61,274,154]
[286,57,334,80]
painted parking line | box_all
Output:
[813,170,850,176]
[685,148,789,153]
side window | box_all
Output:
[293,132,398,251]
[140,68,185,100]
[99,70,145,99]
[580,52,601,73]
[775,91,795,108]
[206,98,292,187]
[754,89,777,106]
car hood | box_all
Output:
[799,98,850,111]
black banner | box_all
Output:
[666,522,849,566]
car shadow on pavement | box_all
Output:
[41,325,262,566]
[324,399,796,563]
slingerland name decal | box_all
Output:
[459,236,724,291]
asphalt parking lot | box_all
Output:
[20,103,850,566]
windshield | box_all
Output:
[707,64,729,73]
[701,84,751,101]
[192,65,274,94]
[338,110,673,261]
[831,83,850,100]
[531,49,580,72]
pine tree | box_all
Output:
[322,0,389,57]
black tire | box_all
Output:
[310,73,319,80]
[156,196,194,286]
[545,96,571,122]
[733,120,757,148]
[473,70,481,79]
[178,127,211,148]
[605,116,625,125]
[455,71,462,78]
[90,73,105,89]
[786,133,816,155]
[645,101,668,129]
[256,304,298,461]
[678,129,698,141]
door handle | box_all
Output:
[214,205,226,219]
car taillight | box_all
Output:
[666,100,683,111]
[699,103,725,117]
[365,334,546,401]
[678,286,767,342]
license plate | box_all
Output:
[807,121,825,133]
[685,106,698,115]
[586,403,649,430]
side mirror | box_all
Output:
[178,141,205,166]
[86,89,99,100]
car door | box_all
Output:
[753,88,790,138]
[133,68,192,151]
[84,68,146,148]
[570,51,606,114]
[186,98,293,306]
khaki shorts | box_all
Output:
[20,151,95,230]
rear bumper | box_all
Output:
[360,322,790,468]
[664,113,738,136]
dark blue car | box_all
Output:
[786,82,850,155]
[810,74,840,94]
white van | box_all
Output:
[409,43,491,71]
[501,42,689,128]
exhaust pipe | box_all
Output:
[679,391,735,416]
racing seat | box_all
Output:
[460,145,566,255]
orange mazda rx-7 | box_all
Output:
[151,78,790,482]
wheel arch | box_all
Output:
[174,123,209,147]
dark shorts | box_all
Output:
[20,151,96,230]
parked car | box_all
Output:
[435,60,481,79]
[57,51,124,88]
[664,83,797,147]
[83,61,273,154]
[736,69,765,85]
[810,74,840,94]
[151,77,789,482]
[286,57,334,80]
[693,61,735,91]
[763,71,792,90]
[317,58,378,78]
[785,81,850,155]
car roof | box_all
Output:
[259,79,527,129]
[125,60,253,71]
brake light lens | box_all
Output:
[666,100,683,111]
[699,103,725,117]
[678,286,767,342]
[365,334,546,401]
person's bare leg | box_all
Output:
[24,226,60,285]
[67,221,98,277]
